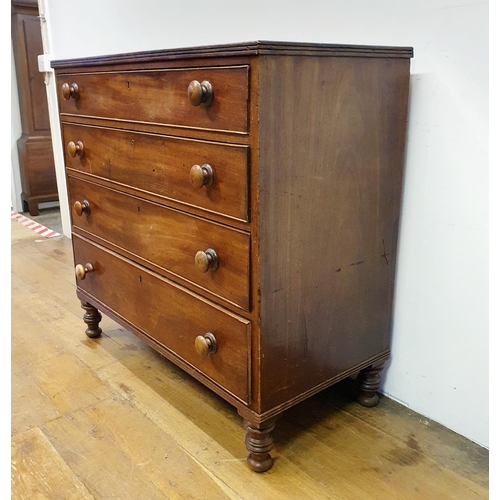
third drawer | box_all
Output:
[68,176,251,311]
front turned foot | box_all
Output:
[243,418,276,473]
[357,364,384,407]
[81,301,102,338]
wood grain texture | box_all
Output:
[73,234,251,403]
[11,218,488,499]
[41,409,172,499]
[68,176,251,310]
[257,55,411,412]
[12,427,94,499]
[17,136,57,203]
[50,40,413,70]
[57,65,249,133]
[62,122,250,221]
[11,3,50,135]
[51,43,417,470]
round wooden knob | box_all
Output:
[74,200,90,217]
[75,263,94,280]
[195,248,218,273]
[68,141,84,158]
[190,164,214,189]
[187,80,213,107]
[62,82,79,101]
[195,333,217,357]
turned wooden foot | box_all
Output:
[243,418,277,473]
[357,364,384,407]
[81,301,102,338]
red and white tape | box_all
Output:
[11,211,61,238]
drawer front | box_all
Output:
[57,66,249,133]
[68,176,250,310]
[73,235,250,403]
[62,123,249,221]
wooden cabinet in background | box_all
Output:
[12,0,58,216]
[52,41,413,472]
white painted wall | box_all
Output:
[41,0,489,447]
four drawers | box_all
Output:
[60,62,253,399]
[62,123,249,221]
[68,176,250,310]
[73,235,251,403]
[58,66,249,133]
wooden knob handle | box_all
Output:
[74,200,90,217]
[190,164,214,189]
[187,80,213,107]
[68,141,84,158]
[75,263,94,280]
[195,333,217,357]
[62,82,79,101]
[195,248,218,273]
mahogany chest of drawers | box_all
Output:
[52,41,412,472]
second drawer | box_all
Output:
[62,123,250,222]
[68,176,251,310]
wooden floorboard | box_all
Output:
[11,219,489,499]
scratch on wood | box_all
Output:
[382,239,389,265]
[349,261,364,267]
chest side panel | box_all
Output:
[257,55,411,412]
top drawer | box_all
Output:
[56,66,249,133]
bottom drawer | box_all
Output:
[73,234,251,403]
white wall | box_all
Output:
[41,0,489,447]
